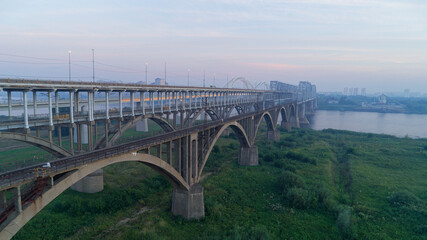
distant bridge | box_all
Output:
[0,78,316,239]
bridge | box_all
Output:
[0,78,316,239]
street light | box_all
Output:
[68,50,71,82]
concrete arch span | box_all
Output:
[226,104,245,118]
[186,108,220,127]
[97,115,175,149]
[253,111,275,144]
[197,122,251,180]
[0,132,72,158]
[0,152,188,240]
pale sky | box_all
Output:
[1,0,426,93]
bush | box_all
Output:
[415,225,427,235]
[278,171,306,193]
[286,187,314,209]
[285,151,317,165]
[388,190,422,207]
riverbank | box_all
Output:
[13,127,427,239]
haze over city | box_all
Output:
[1,0,427,93]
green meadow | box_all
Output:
[3,125,427,239]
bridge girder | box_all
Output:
[0,152,188,240]
[0,132,72,158]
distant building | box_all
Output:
[354,88,359,96]
[361,88,366,96]
[378,94,387,104]
[349,88,354,96]
[344,87,348,96]
[151,78,167,85]
[404,89,410,98]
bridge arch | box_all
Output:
[279,106,289,123]
[0,152,188,239]
[253,111,275,144]
[197,121,250,180]
[186,108,219,127]
[97,115,175,149]
[0,132,72,158]
[226,104,245,118]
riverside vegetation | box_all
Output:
[6,124,427,239]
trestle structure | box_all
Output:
[0,78,317,239]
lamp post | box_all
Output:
[68,50,71,82]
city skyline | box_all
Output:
[1,0,426,92]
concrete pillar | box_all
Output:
[130,91,135,116]
[14,186,22,213]
[104,120,109,146]
[169,92,172,112]
[105,91,110,119]
[189,91,192,110]
[33,91,37,116]
[119,91,123,118]
[58,125,62,147]
[151,91,155,113]
[7,91,12,119]
[1,190,6,210]
[267,129,280,142]
[55,91,59,117]
[172,183,204,220]
[160,91,163,113]
[69,91,74,124]
[136,118,148,132]
[238,146,258,166]
[23,90,29,129]
[69,125,74,154]
[141,91,146,115]
[48,91,53,126]
[75,91,79,115]
[281,121,291,131]
[71,169,104,193]
[88,123,93,151]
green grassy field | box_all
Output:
[6,125,427,239]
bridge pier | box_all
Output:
[171,183,204,219]
[238,145,258,166]
[71,169,104,193]
[281,121,291,131]
[267,129,280,142]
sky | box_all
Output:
[1,0,426,93]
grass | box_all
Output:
[7,124,427,239]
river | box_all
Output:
[309,110,427,139]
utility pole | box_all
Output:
[164,62,167,84]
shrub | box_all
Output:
[285,187,314,209]
[388,190,421,207]
[263,153,274,162]
[212,145,220,153]
[278,171,306,193]
[415,225,427,235]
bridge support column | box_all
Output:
[172,183,204,220]
[281,121,291,131]
[136,118,148,132]
[1,190,7,210]
[267,129,280,142]
[71,169,104,193]
[14,186,22,213]
[238,146,258,166]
